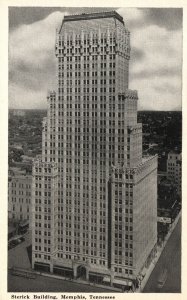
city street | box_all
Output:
[143,216,181,293]
[8,231,32,270]
[8,272,116,293]
[8,230,119,293]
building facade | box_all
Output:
[8,174,32,223]
[32,11,157,286]
[167,151,182,196]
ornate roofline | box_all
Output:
[63,11,124,25]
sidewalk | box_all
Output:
[41,273,121,292]
[8,267,121,292]
[136,211,181,292]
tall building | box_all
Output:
[32,11,157,287]
[167,151,182,196]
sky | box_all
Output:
[9,7,183,111]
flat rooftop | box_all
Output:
[63,11,124,25]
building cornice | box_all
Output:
[63,11,124,25]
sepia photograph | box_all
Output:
[2,2,184,297]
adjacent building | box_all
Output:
[8,174,32,223]
[167,151,182,196]
[32,11,157,287]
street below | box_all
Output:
[143,216,181,293]
[8,272,116,293]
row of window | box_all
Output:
[35,168,52,173]
[35,222,51,228]
[12,205,29,212]
[61,78,116,85]
[35,238,51,244]
[12,213,29,220]
[59,38,116,46]
[10,190,31,196]
[34,253,50,260]
[114,267,133,275]
[59,62,116,69]
[58,47,115,55]
[10,197,30,203]
[59,95,115,101]
[9,182,31,188]
[58,71,115,77]
[59,87,116,93]
[58,54,115,62]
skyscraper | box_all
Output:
[32,11,157,287]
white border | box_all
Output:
[0,1,186,299]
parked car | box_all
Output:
[8,235,25,250]
[157,269,168,289]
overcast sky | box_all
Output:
[9,7,182,110]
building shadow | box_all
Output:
[26,244,32,265]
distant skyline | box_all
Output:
[9,7,182,111]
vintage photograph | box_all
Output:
[7,6,182,293]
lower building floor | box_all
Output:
[32,243,157,291]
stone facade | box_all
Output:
[32,11,157,286]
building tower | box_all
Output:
[32,11,157,287]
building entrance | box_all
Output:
[77,265,87,279]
